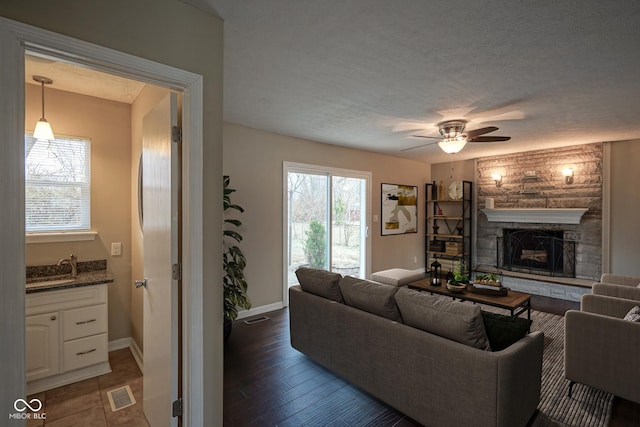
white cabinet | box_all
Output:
[26,284,111,394]
[25,312,60,382]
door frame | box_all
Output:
[0,17,205,425]
[282,161,372,305]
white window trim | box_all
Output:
[26,230,98,244]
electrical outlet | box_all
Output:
[413,256,417,263]
[111,242,122,256]
[373,214,379,223]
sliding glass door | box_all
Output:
[284,163,371,296]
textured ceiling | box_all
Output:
[203,0,640,163]
[25,53,145,104]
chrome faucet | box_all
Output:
[57,254,78,278]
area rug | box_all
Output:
[528,309,613,427]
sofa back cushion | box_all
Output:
[295,267,343,302]
[394,287,491,350]
[339,276,402,321]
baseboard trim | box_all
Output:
[108,337,131,352]
[107,337,143,374]
[129,338,144,374]
[236,302,284,320]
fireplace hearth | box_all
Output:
[497,229,576,278]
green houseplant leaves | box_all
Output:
[223,175,251,322]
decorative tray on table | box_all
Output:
[467,283,509,296]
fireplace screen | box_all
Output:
[497,229,576,277]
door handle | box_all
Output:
[134,279,148,289]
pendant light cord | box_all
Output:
[40,80,46,120]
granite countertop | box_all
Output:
[26,259,114,293]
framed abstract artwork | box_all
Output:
[381,183,417,235]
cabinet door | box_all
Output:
[26,312,60,381]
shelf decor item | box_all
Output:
[381,183,418,235]
[429,240,445,252]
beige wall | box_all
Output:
[25,84,133,342]
[609,139,640,275]
[130,85,173,352]
[223,123,430,311]
[431,159,476,185]
[1,2,224,422]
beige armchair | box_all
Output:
[592,273,640,302]
[565,294,640,403]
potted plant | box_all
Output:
[446,260,469,293]
[223,175,251,341]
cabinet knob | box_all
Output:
[50,315,57,321]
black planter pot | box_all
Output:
[224,318,233,342]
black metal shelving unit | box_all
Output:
[425,180,473,279]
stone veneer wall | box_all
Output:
[476,143,602,280]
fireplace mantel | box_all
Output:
[481,208,588,224]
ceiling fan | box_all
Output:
[403,119,511,154]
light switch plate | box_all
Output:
[111,242,122,256]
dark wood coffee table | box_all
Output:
[408,278,532,319]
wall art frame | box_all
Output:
[381,183,418,235]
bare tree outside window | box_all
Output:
[25,134,91,232]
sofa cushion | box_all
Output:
[295,267,343,302]
[624,305,640,322]
[371,268,424,286]
[394,287,491,350]
[481,311,532,351]
[339,276,402,321]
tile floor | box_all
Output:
[27,348,149,427]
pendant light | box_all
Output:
[33,75,55,141]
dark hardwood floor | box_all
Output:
[224,295,640,426]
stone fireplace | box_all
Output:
[475,143,603,283]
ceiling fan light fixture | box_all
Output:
[32,75,55,141]
[438,136,467,154]
[438,120,466,139]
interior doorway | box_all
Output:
[1,17,206,425]
[23,51,181,425]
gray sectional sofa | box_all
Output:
[289,267,544,427]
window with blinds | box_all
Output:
[25,134,91,232]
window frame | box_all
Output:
[24,133,93,238]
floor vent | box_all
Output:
[107,385,136,412]
[244,316,270,325]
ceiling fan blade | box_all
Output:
[411,134,440,139]
[468,136,511,142]
[401,141,437,151]
[464,126,498,138]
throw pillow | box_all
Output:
[481,311,532,351]
[339,276,401,321]
[623,305,640,322]
[394,287,491,351]
[295,267,344,303]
